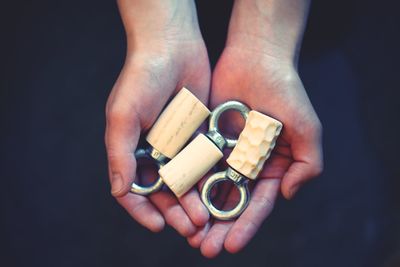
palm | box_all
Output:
[191,47,322,257]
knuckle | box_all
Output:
[313,118,323,133]
[106,104,141,132]
[306,117,323,137]
[106,146,119,160]
[311,161,324,177]
[314,119,323,137]
[106,107,131,124]
[294,116,323,139]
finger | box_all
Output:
[224,178,280,253]
[108,139,165,232]
[116,194,165,232]
[259,153,292,179]
[187,222,211,248]
[105,93,141,196]
[149,191,197,237]
[200,221,233,258]
[281,127,323,199]
[178,189,209,227]
[200,187,239,258]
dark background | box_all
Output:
[1,0,399,266]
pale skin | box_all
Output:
[105,0,323,258]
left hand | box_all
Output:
[187,44,323,258]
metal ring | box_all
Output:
[208,101,250,148]
[201,171,250,220]
[130,148,165,195]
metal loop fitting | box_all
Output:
[201,167,250,220]
[130,147,165,195]
[208,101,250,148]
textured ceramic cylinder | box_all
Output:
[226,110,283,180]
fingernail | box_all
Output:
[289,184,300,199]
[111,173,124,195]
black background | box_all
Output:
[1,0,400,266]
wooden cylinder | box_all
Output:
[226,110,283,180]
[159,134,223,197]
[146,88,210,159]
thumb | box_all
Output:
[105,103,141,196]
[105,62,175,196]
[281,126,323,199]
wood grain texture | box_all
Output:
[146,88,210,159]
[226,110,283,180]
[159,134,223,197]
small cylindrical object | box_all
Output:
[146,87,210,159]
[226,110,283,179]
[159,134,223,198]
[131,88,210,195]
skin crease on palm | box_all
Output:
[105,0,323,259]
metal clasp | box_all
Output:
[201,167,250,220]
[206,101,250,149]
[200,101,250,220]
[130,146,166,195]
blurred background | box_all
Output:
[1,0,399,266]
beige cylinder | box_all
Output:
[227,110,283,180]
[159,134,223,197]
[146,88,210,159]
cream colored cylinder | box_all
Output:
[146,88,210,159]
[227,110,283,180]
[159,134,223,197]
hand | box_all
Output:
[189,44,323,258]
[105,0,210,235]
[187,0,321,257]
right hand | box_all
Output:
[105,0,211,235]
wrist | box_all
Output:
[226,0,310,66]
[118,0,203,54]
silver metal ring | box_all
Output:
[201,171,250,220]
[130,148,165,195]
[208,101,250,148]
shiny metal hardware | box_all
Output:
[201,101,250,220]
[198,101,250,219]
[130,147,166,195]
[207,101,250,149]
[201,167,249,220]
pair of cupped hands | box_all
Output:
[105,0,322,258]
